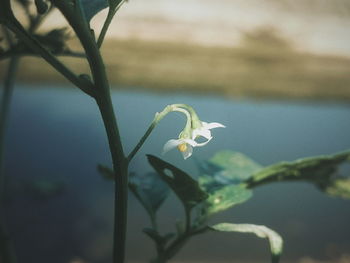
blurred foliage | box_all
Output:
[129,172,170,217]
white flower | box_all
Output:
[192,122,226,140]
[163,121,225,160]
[163,137,212,160]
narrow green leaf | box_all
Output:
[210,223,283,263]
[147,155,208,209]
[129,172,170,216]
[203,184,252,217]
[245,150,350,198]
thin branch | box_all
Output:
[0,49,86,60]
[4,19,95,97]
[97,0,127,48]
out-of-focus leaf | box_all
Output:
[245,150,350,198]
[319,177,350,199]
[203,184,252,217]
[35,0,49,14]
[34,28,69,53]
[97,164,114,180]
[147,155,208,209]
[198,151,262,191]
[129,172,170,216]
[80,0,108,22]
[97,164,171,213]
[0,0,14,23]
[210,223,283,263]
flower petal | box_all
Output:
[163,139,182,154]
[182,138,199,147]
[203,122,226,129]
[182,145,193,159]
[195,136,212,147]
[193,128,212,140]
[184,136,212,147]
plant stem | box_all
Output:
[184,207,191,234]
[4,19,95,97]
[97,7,115,48]
[54,2,129,262]
[153,226,208,263]
[127,105,192,163]
[96,97,128,263]
[0,56,19,263]
[0,56,18,210]
[97,0,127,48]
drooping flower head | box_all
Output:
[162,104,225,159]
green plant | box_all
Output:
[1,1,349,263]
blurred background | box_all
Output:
[2,0,350,101]
[1,0,350,263]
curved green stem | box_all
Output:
[127,105,192,163]
[97,0,127,48]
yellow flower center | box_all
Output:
[177,143,187,152]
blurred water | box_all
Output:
[3,85,350,263]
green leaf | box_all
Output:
[129,172,170,216]
[210,223,283,263]
[209,150,262,180]
[198,151,262,191]
[319,177,350,199]
[97,164,115,180]
[34,0,49,14]
[147,155,208,209]
[203,184,252,217]
[245,150,350,198]
[80,0,108,22]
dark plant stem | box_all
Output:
[152,226,208,263]
[0,56,19,263]
[52,2,129,262]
